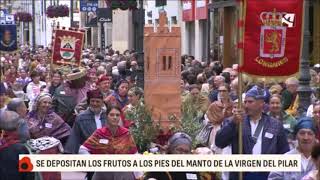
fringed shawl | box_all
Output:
[26,111,71,141]
[83,126,137,154]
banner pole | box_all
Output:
[238,0,245,180]
[50,25,54,77]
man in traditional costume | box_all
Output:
[64,89,107,154]
[215,86,290,180]
[268,117,316,180]
[65,89,107,180]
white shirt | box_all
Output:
[301,153,312,172]
[250,119,263,154]
[94,111,102,129]
[306,104,313,117]
[209,124,222,154]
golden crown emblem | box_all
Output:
[59,35,77,43]
[260,9,283,27]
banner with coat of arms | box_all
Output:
[242,0,303,77]
[52,29,84,66]
[0,24,17,52]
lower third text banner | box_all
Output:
[19,154,301,172]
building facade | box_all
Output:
[7,0,73,47]
[145,0,210,62]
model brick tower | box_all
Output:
[144,10,181,131]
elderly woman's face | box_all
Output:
[118,83,129,97]
[269,96,282,114]
[286,83,298,93]
[107,108,121,128]
[171,144,191,154]
[38,97,52,113]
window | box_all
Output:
[162,56,172,71]
[162,56,166,70]
[157,48,177,77]
[168,56,172,69]
[171,16,177,24]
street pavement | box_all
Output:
[61,172,86,180]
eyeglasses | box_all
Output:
[218,89,228,92]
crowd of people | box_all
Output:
[0,44,320,180]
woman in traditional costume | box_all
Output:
[26,93,71,144]
[105,79,130,109]
[79,105,140,180]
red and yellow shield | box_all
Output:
[52,29,84,66]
